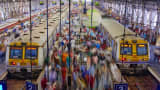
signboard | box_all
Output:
[114,83,128,90]
[0,80,7,90]
[26,81,37,90]
[40,1,44,5]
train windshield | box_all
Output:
[120,44,132,55]
[25,47,38,59]
[10,47,22,59]
[137,44,148,55]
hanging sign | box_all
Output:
[61,2,64,5]
[40,1,44,5]
[52,1,56,5]
[26,81,37,90]
[114,83,128,90]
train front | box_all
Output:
[6,42,42,73]
[117,39,150,73]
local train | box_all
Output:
[101,18,150,73]
[6,7,68,73]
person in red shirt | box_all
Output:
[41,75,48,90]
[89,74,95,90]
[101,43,107,50]
[61,64,67,84]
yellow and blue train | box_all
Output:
[6,7,68,73]
[102,18,150,73]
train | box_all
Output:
[101,17,150,73]
[6,7,68,73]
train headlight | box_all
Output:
[143,58,148,61]
[32,62,37,66]
[121,57,126,61]
[11,61,16,65]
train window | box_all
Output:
[120,44,132,55]
[25,47,38,59]
[137,44,148,56]
[10,47,22,59]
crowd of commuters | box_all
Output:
[41,16,112,89]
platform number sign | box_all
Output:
[26,81,37,90]
[0,80,7,90]
[114,83,128,90]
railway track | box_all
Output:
[124,73,158,90]
[5,69,45,90]
[7,79,25,90]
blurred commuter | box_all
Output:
[41,74,48,90]
[51,68,57,83]
[56,64,61,80]
[99,53,106,64]
[62,51,68,65]
[15,29,20,38]
[41,77,47,90]
[154,47,160,62]
[101,64,112,90]
[62,81,67,90]
[88,65,95,90]
[95,69,100,90]
[0,44,5,62]
[0,46,3,62]
[73,67,78,90]
[61,64,67,84]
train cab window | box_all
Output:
[25,47,38,59]
[137,44,148,56]
[10,47,22,59]
[120,44,132,55]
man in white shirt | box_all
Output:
[71,39,75,48]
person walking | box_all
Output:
[49,68,57,84]
[73,67,78,90]
[41,75,48,90]
[95,69,100,90]
[61,64,67,84]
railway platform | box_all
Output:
[1,0,160,90]
[0,62,7,80]
[147,45,160,83]
[148,63,160,83]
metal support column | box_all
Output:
[46,0,49,81]
[141,0,145,31]
[29,0,33,82]
[91,0,94,29]
[60,0,62,36]
[156,0,160,37]
[68,0,72,88]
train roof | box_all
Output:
[12,8,68,46]
[101,18,144,40]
